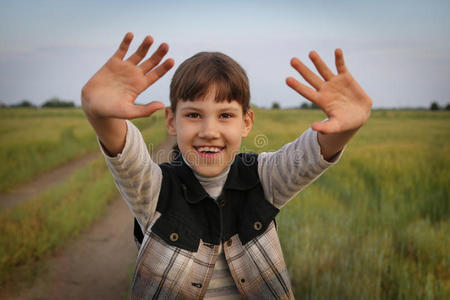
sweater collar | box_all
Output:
[173,153,260,204]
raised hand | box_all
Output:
[82,32,174,120]
[286,49,372,134]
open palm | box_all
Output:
[82,33,174,119]
[286,49,372,134]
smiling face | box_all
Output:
[166,88,254,177]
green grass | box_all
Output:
[1,108,448,298]
[0,157,116,284]
[0,108,167,288]
[0,108,166,192]
[242,109,450,299]
[0,108,95,192]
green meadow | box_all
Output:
[243,109,450,299]
[0,108,165,192]
[0,108,448,299]
[0,108,167,285]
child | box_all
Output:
[81,32,372,299]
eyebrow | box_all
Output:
[180,106,241,113]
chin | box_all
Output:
[195,166,224,177]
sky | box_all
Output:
[1,0,449,109]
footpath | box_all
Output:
[0,152,100,210]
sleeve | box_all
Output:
[98,120,163,231]
[257,128,343,209]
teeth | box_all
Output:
[197,146,221,153]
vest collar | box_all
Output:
[173,153,260,204]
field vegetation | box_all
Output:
[242,109,450,299]
[0,108,165,192]
[1,108,448,298]
[0,108,167,286]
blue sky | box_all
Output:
[1,0,449,108]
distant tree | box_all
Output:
[42,97,75,108]
[430,101,440,111]
[11,100,35,108]
[271,101,280,109]
[446,103,450,110]
[300,102,309,109]
[300,102,319,109]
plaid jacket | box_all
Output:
[131,153,295,299]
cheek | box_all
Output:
[175,123,196,150]
[228,131,243,148]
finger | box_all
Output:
[146,58,175,86]
[126,35,154,65]
[290,57,324,90]
[125,101,165,119]
[309,51,335,81]
[312,119,341,134]
[286,77,318,104]
[335,48,348,74]
[114,32,133,60]
[140,43,169,74]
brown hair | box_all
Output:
[170,52,250,113]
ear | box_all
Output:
[241,108,254,138]
[165,107,177,136]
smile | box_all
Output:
[194,146,225,158]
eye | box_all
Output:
[185,112,200,118]
[220,113,233,119]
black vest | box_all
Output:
[133,152,279,252]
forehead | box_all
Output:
[177,97,244,113]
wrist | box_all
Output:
[317,128,357,161]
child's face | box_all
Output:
[166,88,254,177]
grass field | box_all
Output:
[0,108,448,298]
[243,109,450,299]
[0,108,165,192]
[0,108,167,286]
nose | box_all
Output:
[198,117,220,140]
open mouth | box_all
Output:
[194,146,225,157]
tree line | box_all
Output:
[1,98,449,110]
[271,101,450,111]
[1,97,75,108]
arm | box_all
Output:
[258,127,340,209]
[101,120,163,229]
[259,49,371,208]
[81,33,173,228]
[286,49,372,160]
[81,32,174,155]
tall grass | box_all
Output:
[0,158,116,284]
[0,108,165,192]
[2,107,448,298]
[0,109,167,287]
[243,109,450,299]
[0,108,95,192]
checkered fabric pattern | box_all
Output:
[131,212,294,299]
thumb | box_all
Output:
[311,119,340,134]
[126,101,165,119]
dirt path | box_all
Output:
[0,151,100,210]
[3,136,176,300]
